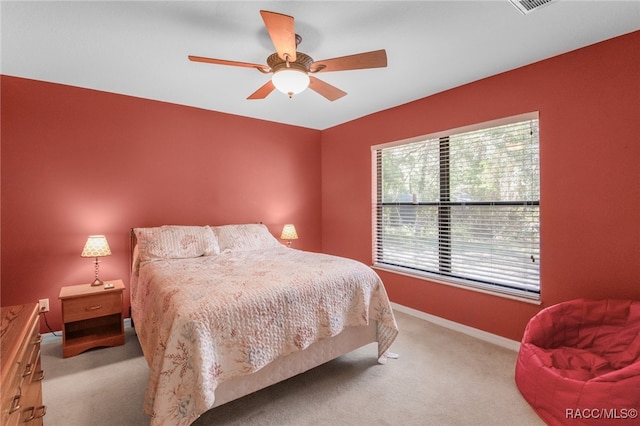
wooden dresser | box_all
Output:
[0,303,46,425]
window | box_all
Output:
[373,113,540,299]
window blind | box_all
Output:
[374,117,540,298]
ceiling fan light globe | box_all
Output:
[272,69,310,98]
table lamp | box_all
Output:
[81,235,112,286]
[280,224,298,247]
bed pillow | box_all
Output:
[213,224,280,253]
[134,225,220,262]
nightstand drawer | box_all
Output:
[62,292,121,323]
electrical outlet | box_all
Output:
[38,298,49,313]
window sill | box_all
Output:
[372,264,542,305]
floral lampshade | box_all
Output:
[280,224,298,247]
[81,235,112,258]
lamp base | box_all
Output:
[90,278,104,286]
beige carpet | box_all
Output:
[41,311,543,425]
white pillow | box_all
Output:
[213,224,280,253]
[134,225,219,262]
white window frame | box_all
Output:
[372,112,540,302]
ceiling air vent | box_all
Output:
[509,0,557,14]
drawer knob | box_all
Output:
[34,369,45,381]
[23,362,34,377]
[86,304,103,311]
[24,405,47,422]
[9,394,21,413]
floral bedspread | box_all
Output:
[131,247,398,426]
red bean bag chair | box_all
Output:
[515,299,640,425]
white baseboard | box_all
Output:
[391,302,521,352]
[41,317,133,345]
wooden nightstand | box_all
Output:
[58,279,125,358]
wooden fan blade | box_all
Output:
[311,49,387,73]
[260,10,297,62]
[188,55,267,70]
[247,80,276,100]
[308,76,347,101]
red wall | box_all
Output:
[3,31,639,341]
[321,31,640,341]
[1,77,322,331]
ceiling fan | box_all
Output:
[188,10,387,101]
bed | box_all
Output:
[130,224,399,426]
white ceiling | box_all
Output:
[2,1,639,130]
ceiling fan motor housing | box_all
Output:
[267,52,314,73]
